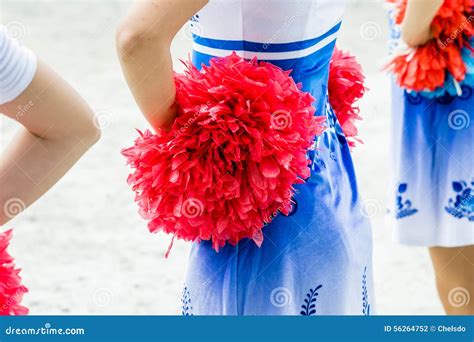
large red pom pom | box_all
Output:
[385,0,473,92]
[0,229,28,315]
[123,53,325,252]
[328,48,366,147]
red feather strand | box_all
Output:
[123,51,366,253]
[0,229,28,315]
[328,48,366,147]
[385,0,473,92]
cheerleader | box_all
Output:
[390,0,474,314]
[117,0,374,315]
[0,25,100,225]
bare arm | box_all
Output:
[116,0,208,131]
[0,61,100,225]
[401,0,444,47]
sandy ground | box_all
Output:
[0,1,444,315]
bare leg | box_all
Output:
[429,246,474,315]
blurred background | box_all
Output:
[0,0,443,314]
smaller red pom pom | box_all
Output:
[385,40,467,92]
[388,0,473,39]
[0,229,28,315]
[328,48,366,147]
[386,0,473,92]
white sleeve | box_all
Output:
[0,25,37,105]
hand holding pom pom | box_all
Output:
[385,0,473,95]
[123,53,325,253]
[0,229,28,315]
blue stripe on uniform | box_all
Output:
[192,37,337,72]
[192,21,342,53]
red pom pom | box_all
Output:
[123,53,325,252]
[431,0,474,40]
[328,48,366,147]
[386,0,473,92]
[388,0,473,39]
[0,230,28,315]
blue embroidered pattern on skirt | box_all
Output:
[308,146,326,173]
[405,92,424,105]
[300,285,323,316]
[309,103,344,170]
[396,183,418,219]
[403,84,473,105]
[324,106,346,162]
[181,285,194,316]
[362,266,370,316]
[445,180,474,221]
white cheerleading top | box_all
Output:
[189,0,346,61]
[0,25,37,105]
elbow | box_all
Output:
[115,25,141,59]
[115,23,167,61]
